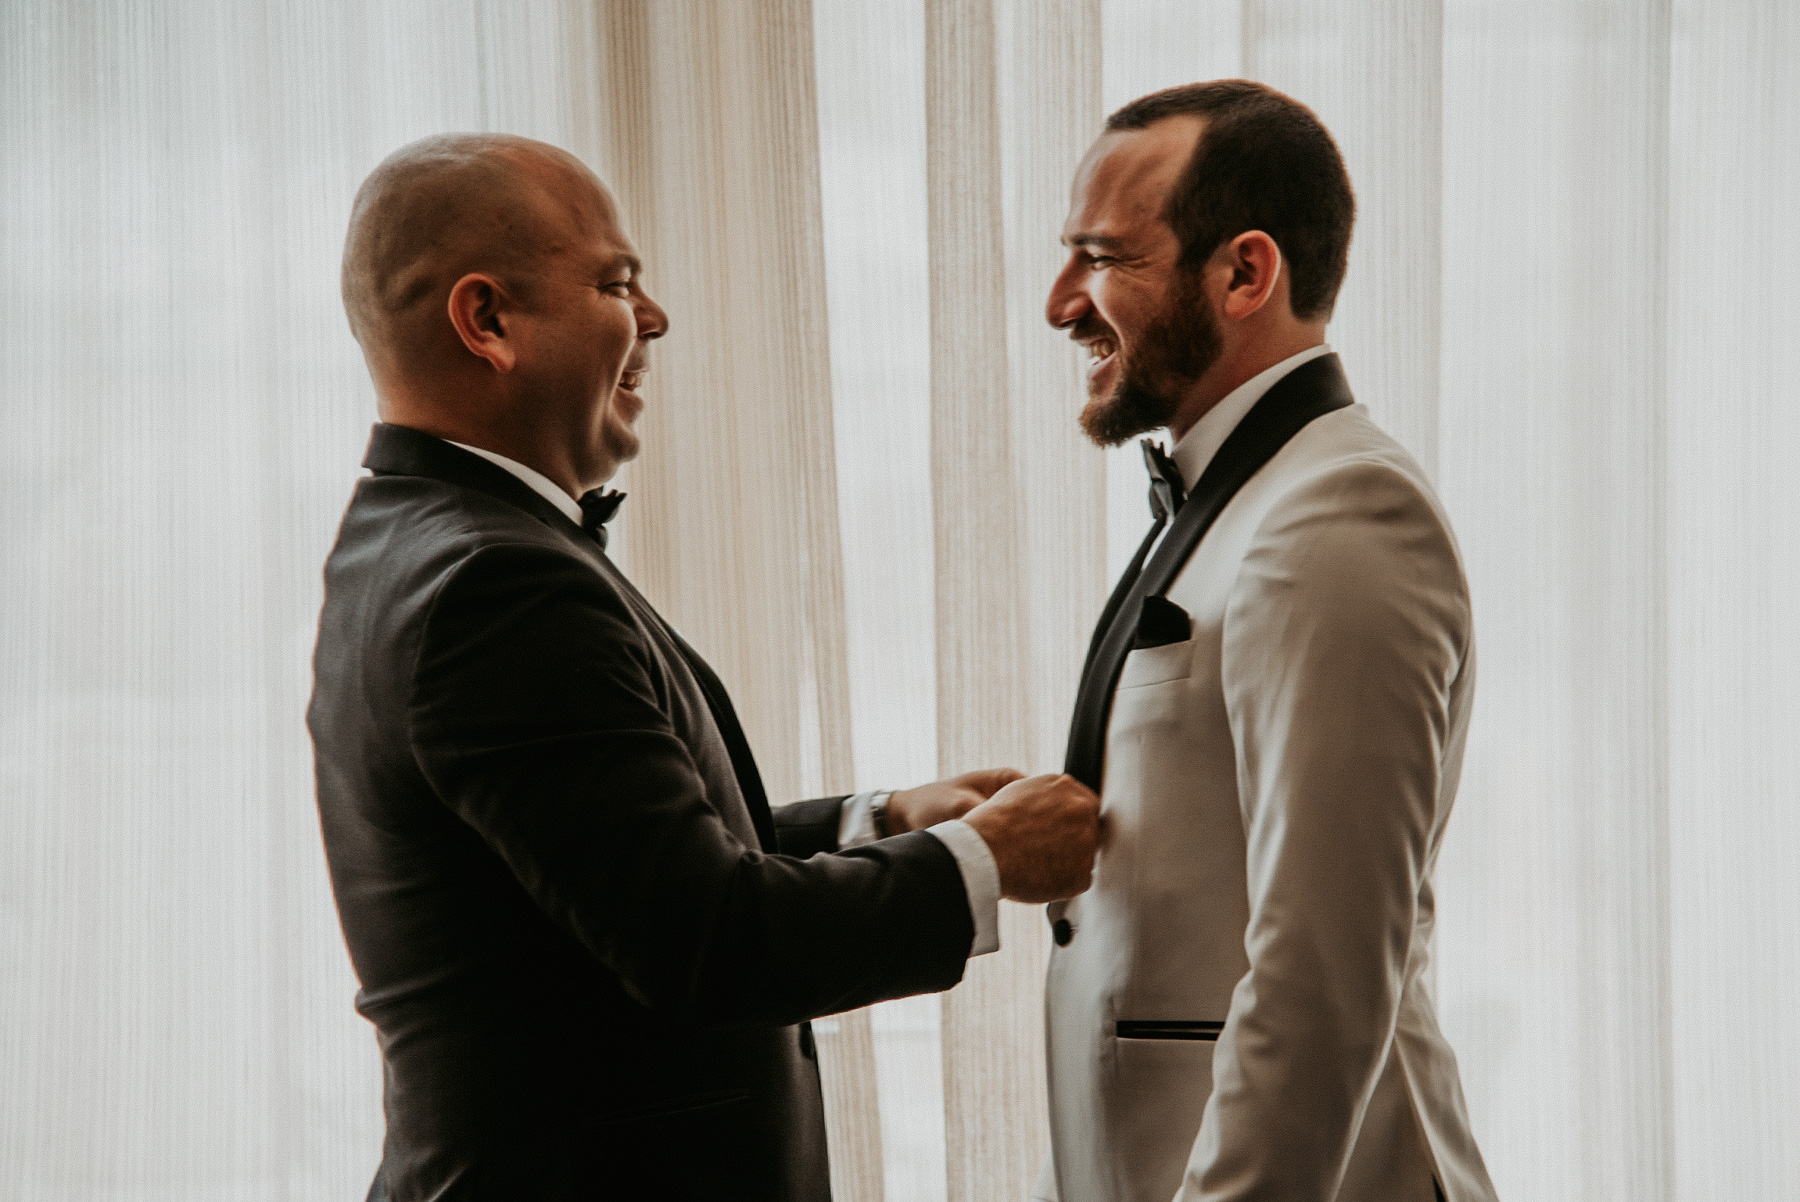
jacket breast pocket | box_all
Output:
[1116,639,1194,689]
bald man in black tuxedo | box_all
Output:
[308,133,1100,1202]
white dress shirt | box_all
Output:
[1166,343,1333,494]
[448,439,587,525]
[444,438,1002,957]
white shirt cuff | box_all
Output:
[925,818,1002,957]
[836,790,887,849]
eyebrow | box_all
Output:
[602,253,643,278]
[1062,233,1125,251]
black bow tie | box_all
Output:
[578,489,626,549]
[1141,439,1186,522]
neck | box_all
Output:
[1167,326,1326,442]
[453,430,586,499]
[379,391,587,500]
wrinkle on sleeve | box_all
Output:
[408,542,973,1027]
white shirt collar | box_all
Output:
[445,439,586,526]
[1168,343,1335,491]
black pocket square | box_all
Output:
[1132,594,1190,650]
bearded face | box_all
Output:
[1077,268,1223,447]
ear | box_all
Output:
[446,273,518,373]
[1215,230,1284,323]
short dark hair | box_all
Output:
[1106,80,1354,321]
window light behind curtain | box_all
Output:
[2,2,1794,1200]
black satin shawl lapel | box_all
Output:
[1078,517,1165,682]
[364,423,781,852]
[360,422,589,542]
[1062,354,1355,790]
[662,631,780,854]
[584,555,780,855]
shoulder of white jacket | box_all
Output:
[1282,402,1418,469]
[1266,406,1451,523]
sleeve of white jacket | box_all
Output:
[1179,457,1471,1201]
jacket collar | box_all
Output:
[1169,343,1335,492]
[360,423,588,541]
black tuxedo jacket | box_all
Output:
[307,424,974,1201]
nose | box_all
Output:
[634,287,669,342]
[1045,255,1089,331]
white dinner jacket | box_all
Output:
[1039,356,1499,1202]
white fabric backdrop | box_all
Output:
[3,2,1795,1199]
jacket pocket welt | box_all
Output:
[1115,1020,1223,1041]
[1116,639,1194,689]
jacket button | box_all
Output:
[1052,918,1073,946]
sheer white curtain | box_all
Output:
[3,3,1795,1200]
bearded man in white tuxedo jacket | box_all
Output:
[1035,81,1500,1202]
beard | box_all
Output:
[1078,274,1222,447]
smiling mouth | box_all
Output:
[1084,339,1117,380]
[618,369,646,393]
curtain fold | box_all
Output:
[922,5,1043,1197]
[1435,6,1676,1198]
[812,4,950,1196]
[930,3,1107,1199]
[1244,0,1446,482]
[1663,2,1800,1196]
[3,3,1796,1200]
[584,4,884,1198]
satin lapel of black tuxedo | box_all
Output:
[662,629,780,854]
[363,422,590,540]
[1077,517,1166,683]
[582,556,781,854]
[1062,353,1356,791]
[362,426,783,854]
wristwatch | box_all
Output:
[868,790,894,838]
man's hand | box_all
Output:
[962,774,1100,903]
[886,768,1025,835]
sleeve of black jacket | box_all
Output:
[772,797,850,860]
[408,542,973,1028]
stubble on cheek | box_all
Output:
[1077,280,1220,448]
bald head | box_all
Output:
[338,133,666,496]
[341,133,614,379]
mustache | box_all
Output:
[1069,317,1113,346]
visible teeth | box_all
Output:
[1089,342,1115,361]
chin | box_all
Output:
[1080,385,1171,448]
[600,425,640,472]
[1078,395,1129,448]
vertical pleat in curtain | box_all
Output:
[1665,3,1800,1195]
[922,1,1104,1198]
[923,8,1039,1198]
[576,3,884,1198]
[4,3,1799,1201]
[1435,4,1676,1198]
